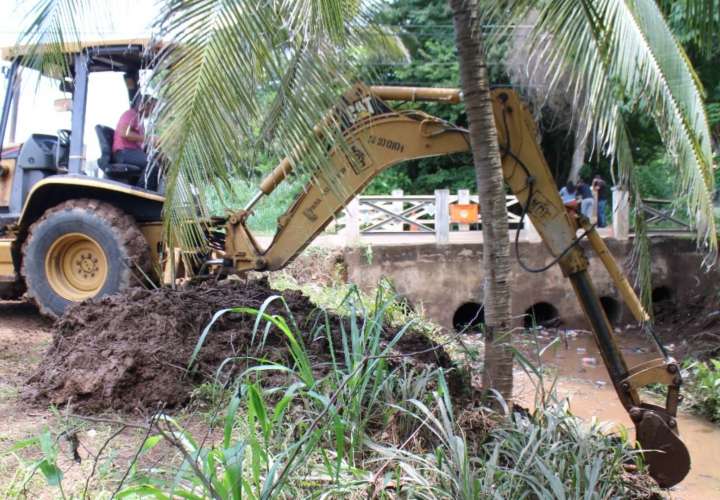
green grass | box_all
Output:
[10,285,658,498]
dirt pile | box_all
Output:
[652,290,720,360]
[25,278,451,413]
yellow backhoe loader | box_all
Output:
[1,39,689,485]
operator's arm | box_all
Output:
[121,126,144,143]
[116,109,146,144]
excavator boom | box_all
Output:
[217,83,689,487]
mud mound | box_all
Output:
[653,290,720,360]
[25,278,451,413]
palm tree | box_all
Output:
[488,0,718,253]
[448,0,513,400]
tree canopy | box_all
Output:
[367,0,719,204]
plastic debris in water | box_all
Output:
[576,347,587,354]
[595,380,607,388]
[582,357,598,366]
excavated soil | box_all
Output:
[651,290,720,360]
[24,278,452,413]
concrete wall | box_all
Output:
[343,237,716,331]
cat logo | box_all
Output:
[346,96,375,123]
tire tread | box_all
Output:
[21,198,150,317]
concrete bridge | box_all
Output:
[310,190,709,331]
[342,236,712,331]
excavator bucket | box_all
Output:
[635,410,691,488]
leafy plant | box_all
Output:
[683,358,720,423]
[5,429,64,496]
[368,373,647,499]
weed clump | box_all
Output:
[681,359,720,422]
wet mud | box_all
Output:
[24,278,451,413]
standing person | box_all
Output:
[592,174,608,227]
[112,94,156,168]
[577,178,594,219]
[559,181,577,204]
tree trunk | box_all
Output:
[449,0,513,401]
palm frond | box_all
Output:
[149,0,399,250]
[14,0,100,77]
[628,195,653,317]
[487,0,717,260]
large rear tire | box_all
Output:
[21,199,151,317]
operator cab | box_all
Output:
[0,40,162,226]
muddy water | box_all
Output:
[514,329,720,499]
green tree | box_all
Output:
[364,0,473,194]
[490,0,717,252]
[364,0,516,194]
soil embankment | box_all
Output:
[650,288,720,361]
[23,278,451,413]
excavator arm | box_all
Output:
[218,83,689,487]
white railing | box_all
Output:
[331,187,632,245]
[335,189,540,244]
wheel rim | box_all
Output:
[45,233,109,301]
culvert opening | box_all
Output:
[453,302,485,333]
[652,286,673,303]
[600,296,621,326]
[524,302,560,328]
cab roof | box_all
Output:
[0,37,152,61]
[0,38,161,76]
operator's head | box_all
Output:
[139,95,157,116]
[566,180,576,192]
[132,94,157,116]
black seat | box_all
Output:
[95,125,143,183]
[55,129,71,169]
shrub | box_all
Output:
[683,358,720,423]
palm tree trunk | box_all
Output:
[449,0,513,401]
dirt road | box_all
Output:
[0,302,54,497]
[0,302,52,439]
[0,302,155,498]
